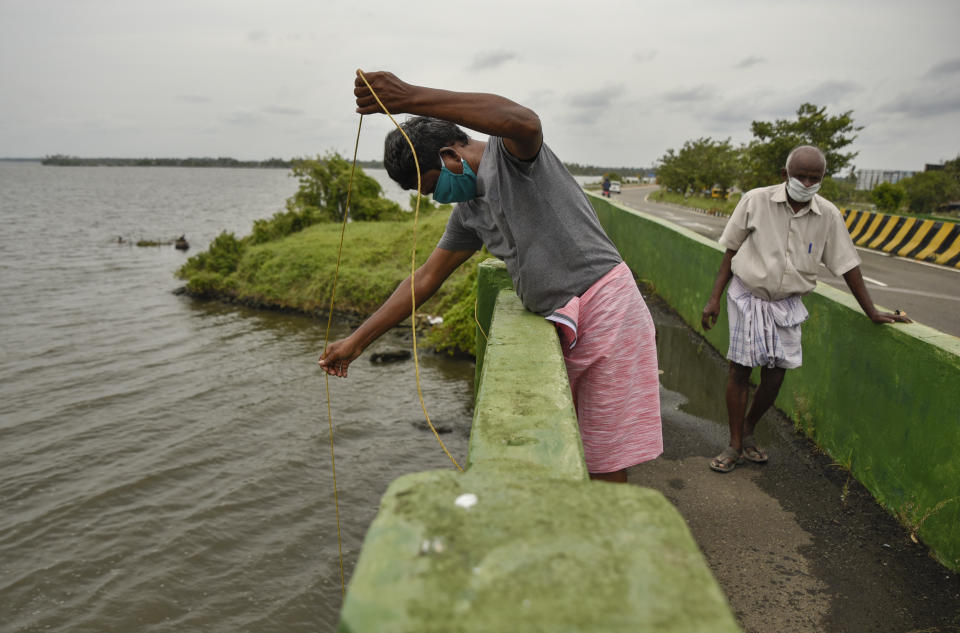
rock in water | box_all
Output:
[370,349,411,363]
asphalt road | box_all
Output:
[615,185,960,338]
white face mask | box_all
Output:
[786,177,821,202]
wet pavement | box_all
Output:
[629,293,960,633]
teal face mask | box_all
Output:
[432,157,477,203]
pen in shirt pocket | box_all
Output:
[808,242,813,254]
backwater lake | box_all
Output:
[5,161,955,632]
[0,162,476,632]
[0,162,604,632]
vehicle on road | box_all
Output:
[710,186,728,199]
[610,181,622,194]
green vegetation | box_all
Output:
[871,182,907,212]
[818,175,864,206]
[40,152,645,177]
[40,154,386,170]
[177,154,479,355]
[563,162,650,177]
[178,212,482,354]
[284,153,404,223]
[739,103,860,190]
[137,239,175,247]
[657,103,860,198]
[656,137,738,197]
[42,155,292,168]
[655,104,959,216]
[649,189,740,216]
[897,158,960,214]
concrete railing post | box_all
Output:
[337,258,741,632]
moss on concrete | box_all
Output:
[469,287,587,480]
[339,471,741,633]
[339,262,741,632]
[474,259,515,393]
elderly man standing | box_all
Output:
[701,145,911,473]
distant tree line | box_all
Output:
[656,103,959,214]
[563,163,652,177]
[39,153,643,178]
[870,158,960,214]
[40,154,386,170]
[657,104,861,198]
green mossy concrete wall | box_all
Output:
[338,259,741,632]
[589,192,960,571]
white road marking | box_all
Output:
[856,245,960,274]
[863,287,960,303]
[863,276,888,287]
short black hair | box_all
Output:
[384,116,470,190]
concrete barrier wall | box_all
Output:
[338,259,741,632]
[841,209,960,267]
[589,192,960,572]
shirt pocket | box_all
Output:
[794,239,824,274]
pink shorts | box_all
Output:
[548,262,663,473]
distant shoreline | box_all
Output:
[2,155,651,176]
[34,155,385,169]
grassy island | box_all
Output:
[176,205,484,356]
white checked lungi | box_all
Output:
[726,276,809,369]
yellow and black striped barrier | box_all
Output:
[842,209,960,268]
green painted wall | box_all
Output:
[338,260,741,632]
[590,192,960,571]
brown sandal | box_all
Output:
[710,447,742,473]
[742,435,769,463]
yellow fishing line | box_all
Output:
[321,72,469,596]
[474,295,488,342]
[355,69,463,472]
[322,115,363,596]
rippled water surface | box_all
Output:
[0,162,473,632]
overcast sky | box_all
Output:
[2,0,958,172]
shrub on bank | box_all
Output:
[650,189,740,215]
[176,156,482,355]
[177,211,484,355]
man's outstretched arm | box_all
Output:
[842,266,912,324]
[318,247,477,377]
[353,70,542,160]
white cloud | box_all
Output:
[924,57,960,78]
[468,51,519,71]
[734,55,765,69]
[635,49,658,63]
[880,89,960,119]
[663,85,716,103]
[261,105,304,116]
[0,0,957,170]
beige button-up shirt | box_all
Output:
[719,183,861,301]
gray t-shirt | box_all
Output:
[437,137,622,316]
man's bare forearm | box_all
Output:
[842,266,879,319]
[355,71,542,159]
[402,87,541,145]
[708,249,736,302]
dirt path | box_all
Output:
[629,295,960,633]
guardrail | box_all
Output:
[590,191,960,572]
[842,209,959,267]
[337,259,742,632]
